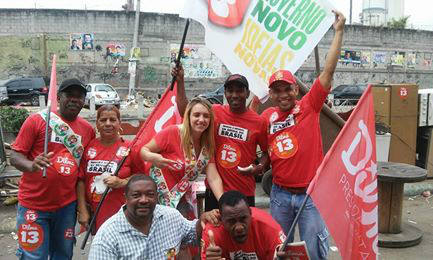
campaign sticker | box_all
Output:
[64,228,74,240]
[218,143,241,168]
[87,148,97,159]
[24,210,38,223]
[53,152,77,177]
[271,132,298,159]
[400,87,408,99]
[18,223,44,252]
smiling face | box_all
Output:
[58,87,86,121]
[225,83,249,113]
[96,110,120,141]
[189,103,211,135]
[221,200,252,244]
[269,81,299,112]
[125,179,157,220]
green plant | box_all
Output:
[0,106,29,132]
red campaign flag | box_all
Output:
[207,0,250,28]
[48,55,58,112]
[307,85,378,260]
[129,83,182,173]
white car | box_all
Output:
[85,83,120,107]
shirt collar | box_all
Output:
[117,204,164,233]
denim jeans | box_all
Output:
[16,201,77,260]
[270,184,329,260]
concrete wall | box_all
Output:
[0,9,432,98]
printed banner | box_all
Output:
[307,86,378,260]
[181,0,335,99]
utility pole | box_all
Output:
[349,0,353,24]
[128,0,140,101]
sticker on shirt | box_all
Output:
[166,247,177,260]
[218,143,241,168]
[229,250,258,259]
[24,210,38,223]
[218,124,248,141]
[53,151,78,176]
[87,148,97,159]
[116,146,129,157]
[64,228,74,240]
[18,222,44,252]
[86,160,118,175]
[269,114,295,134]
[272,132,298,159]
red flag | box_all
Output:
[307,85,378,260]
[130,83,182,173]
[47,55,58,112]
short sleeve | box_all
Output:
[258,117,268,152]
[88,226,118,260]
[303,78,329,112]
[180,214,198,246]
[11,114,39,154]
[154,125,178,153]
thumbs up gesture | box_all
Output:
[205,230,225,260]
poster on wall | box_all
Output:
[339,50,361,66]
[106,43,126,58]
[82,33,94,50]
[406,52,417,68]
[372,52,387,68]
[170,44,224,78]
[423,53,432,67]
[360,51,371,67]
[70,34,83,50]
[391,51,405,67]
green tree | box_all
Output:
[387,16,410,29]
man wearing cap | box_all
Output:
[10,78,95,259]
[260,11,346,259]
[173,68,269,210]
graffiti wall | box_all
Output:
[170,44,224,78]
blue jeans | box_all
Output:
[270,184,329,260]
[16,201,77,260]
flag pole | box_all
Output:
[170,18,190,91]
[277,194,310,259]
[42,101,51,178]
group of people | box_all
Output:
[9,10,345,260]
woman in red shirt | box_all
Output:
[76,105,132,232]
[140,97,224,218]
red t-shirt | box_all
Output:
[153,125,213,191]
[78,138,132,231]
[212,105,267,196]
[201,207,285,260]
[12,113,95,211]
[261,79,329,188]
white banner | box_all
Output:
[181,0,335,99]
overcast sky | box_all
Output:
[0,0,431,30]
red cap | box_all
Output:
[268,70,296,88]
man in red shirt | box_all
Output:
[202,190,290,260]
[260,11,346,260]
[10,78,95,259]
[174,69,269,210]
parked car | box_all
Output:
[198,85,224,104]
[0,82,7,104]
[0,77,49,106]
[85,83,121,108]
[329,84,367,106]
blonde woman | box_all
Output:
[140,97,223,218]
